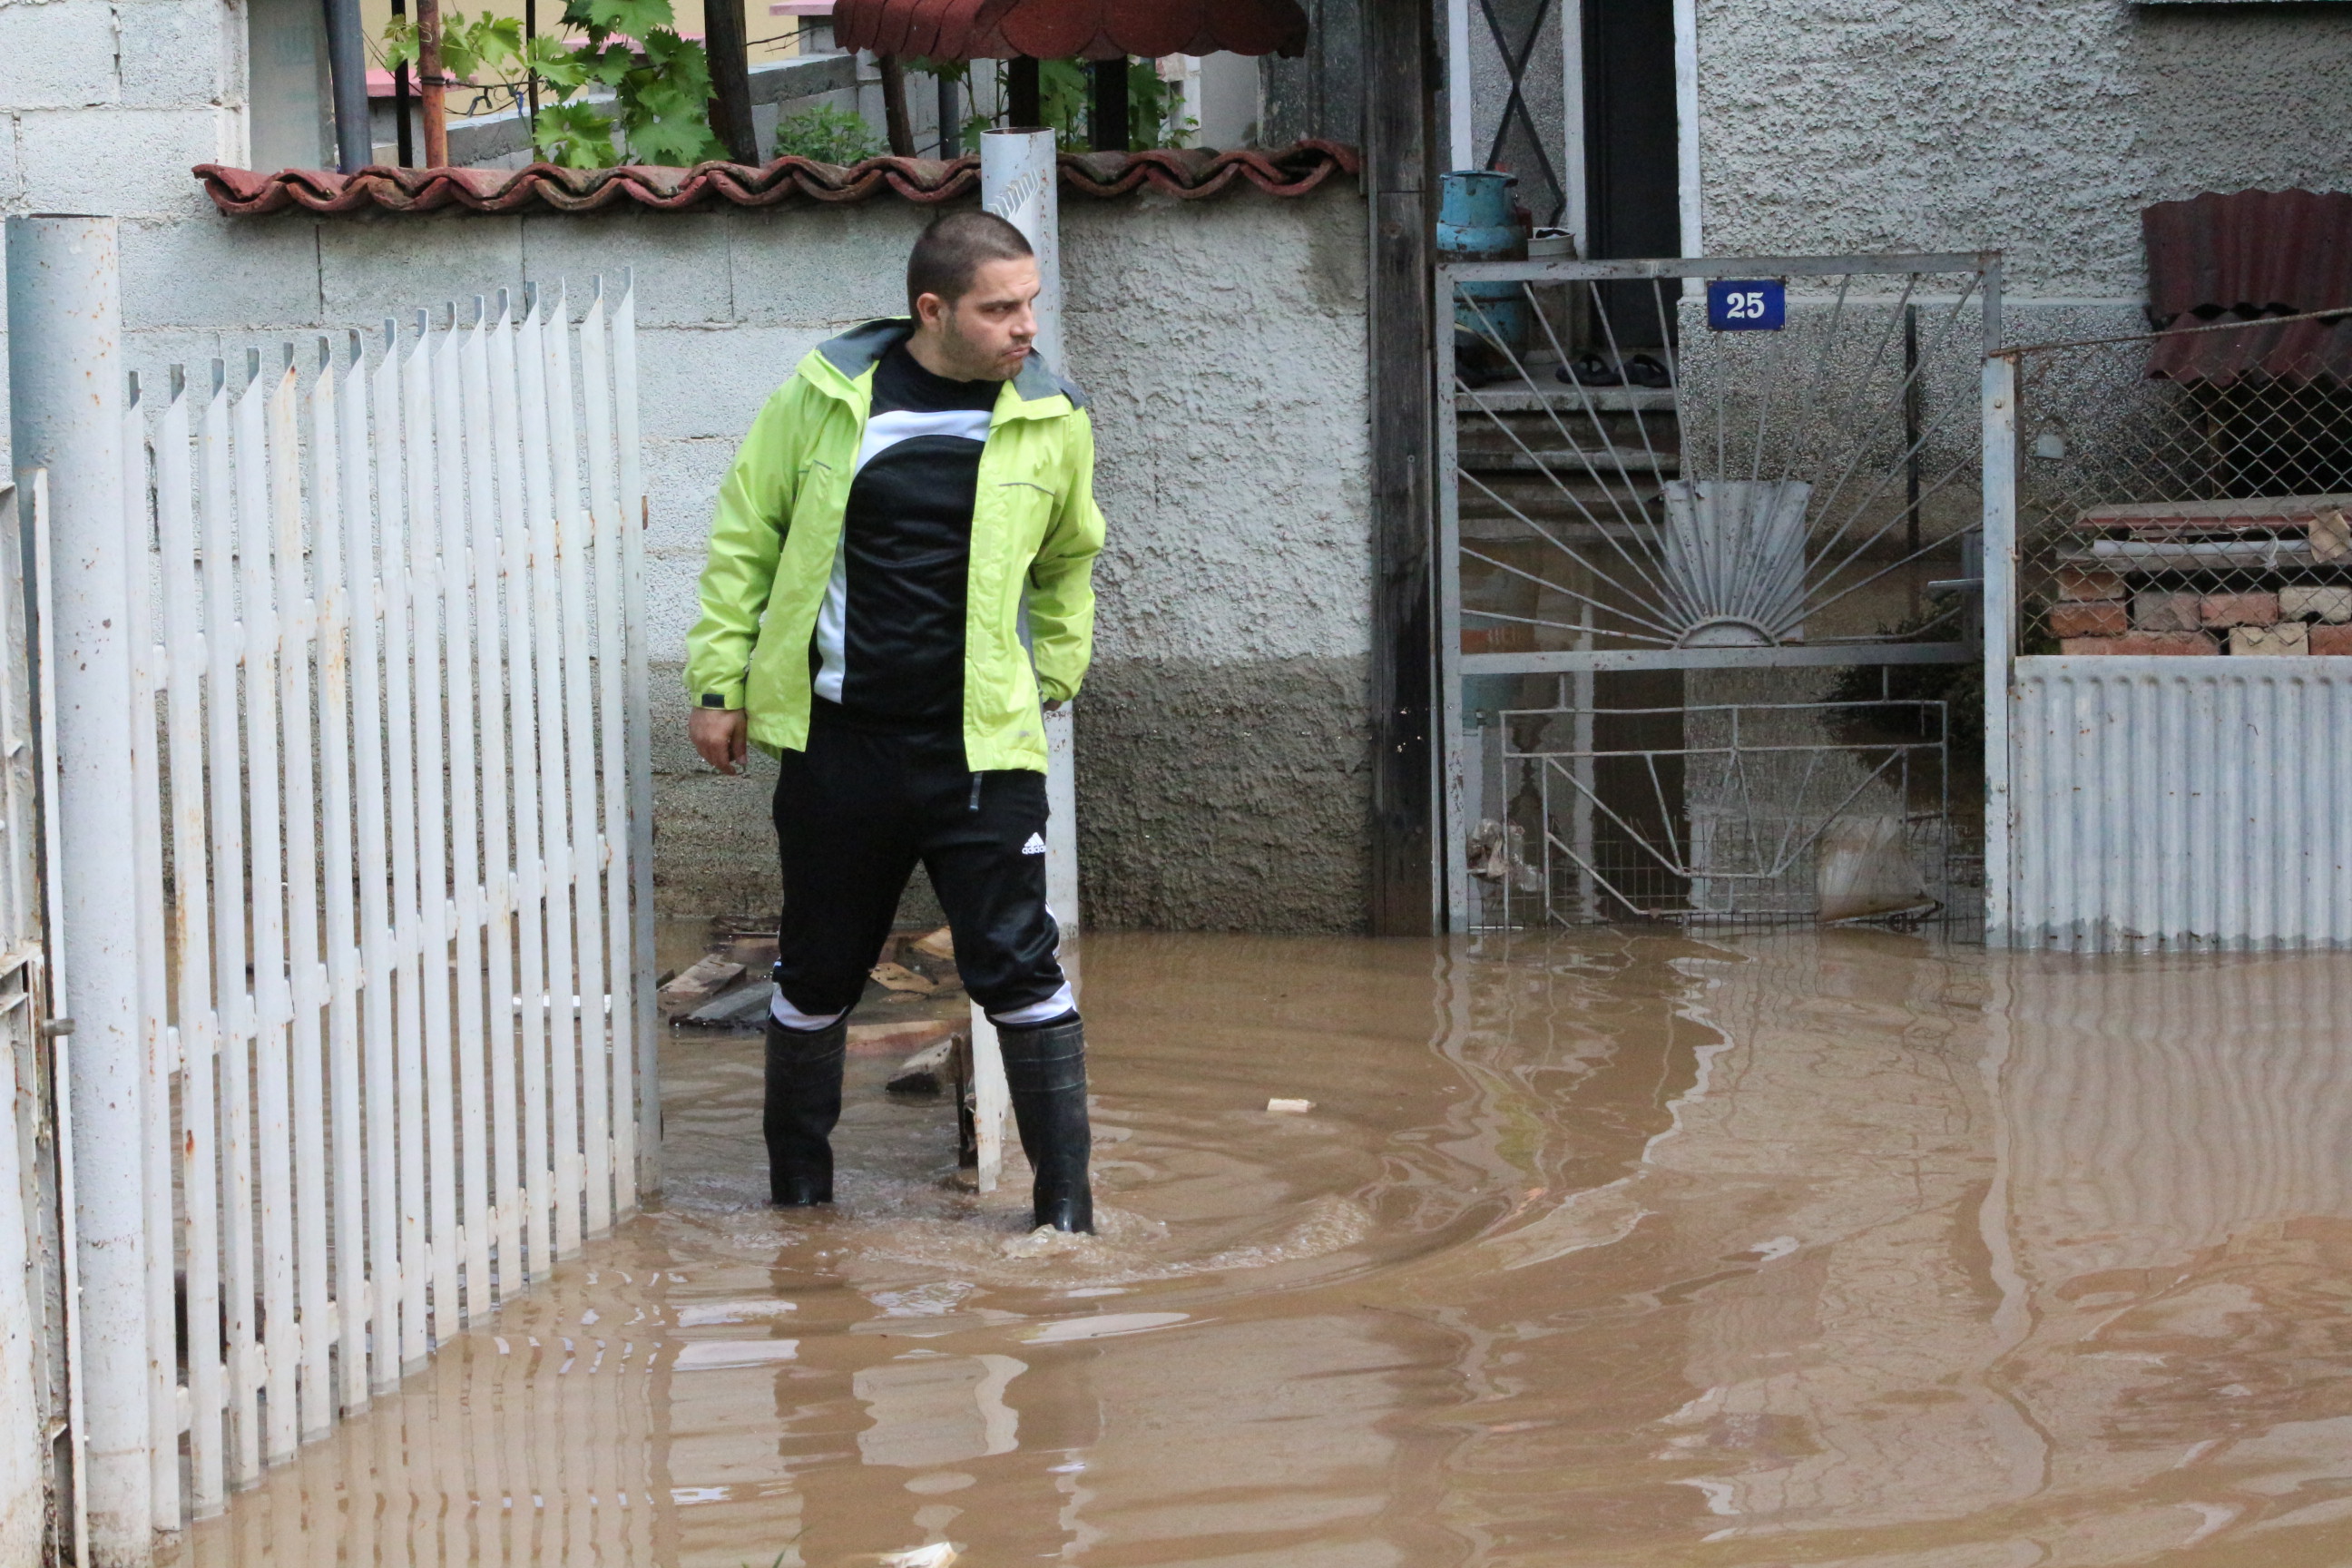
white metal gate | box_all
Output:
[0,478,64,1563]
[1438,253,2000,930]
[121,278,654,1517]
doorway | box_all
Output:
[1581,0,1680,348]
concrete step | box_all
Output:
[1453,386,1678,414]
[1457,446,1681,476]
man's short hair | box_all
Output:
[907,211,1034,314]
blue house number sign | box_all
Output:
[1707,279,1786,330]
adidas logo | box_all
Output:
[1021,833,1048,855]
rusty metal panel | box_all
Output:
[2008,654,2352,951]
[2143,188,2352,385]
[833,0,1308,59]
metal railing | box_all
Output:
[1469,695,1956,926]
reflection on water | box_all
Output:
[169,931,2352,1566]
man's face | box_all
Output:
[916,256,1042,381]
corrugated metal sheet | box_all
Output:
[2008,654,2352,951]
[2143,188,2352,384]
[194,141,1359,216]
[833,0,1308,60]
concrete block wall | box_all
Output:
[0,0,1377,936]
[3,184,1376,932]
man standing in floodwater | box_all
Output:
[682,210,1105,1233]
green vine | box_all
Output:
[377,16,1197,170]
[914,57,1199,152]
[772,103,882,163]
[382,0,724,170]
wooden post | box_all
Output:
[1364,0,1439,933]
[390,0,415,165]
[705,0,759,163]
[524,0,540,131]
[416,0,449,167]
[878,55,916,156]
[1086,59,1130,151]
[937,72,962,157]
[1007,56,1043,126]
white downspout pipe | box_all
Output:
[974,127,1080,1197]
[5,215,155,1565]
[978,131,1076,929]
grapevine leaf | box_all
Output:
[583,0,676,39]
[380,15,418,70]
[531,101,622,168]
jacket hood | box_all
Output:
[808,317,1088,411]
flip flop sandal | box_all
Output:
[1624,354,1672,388]
[1559,354,1622,387]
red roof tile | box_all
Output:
[831,0,1305,60]
[2144,189,2352,385]
[195,142,1357,216]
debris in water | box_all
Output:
[910,925,956,961]
[1815,813,1936,922]
[870,961,936,995]
[887,1034,961,1097]
[1267,1097,1314,1114]
[1466,819,1544,892]
[850,1019,956,1056]
[679,983,773,1028]
[726,933,780,970]
[658,956,744,1013]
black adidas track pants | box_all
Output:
[769,703,1070,1022]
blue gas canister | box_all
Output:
[1438,171,1527,348]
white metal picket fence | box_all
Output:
[121,277,654,1518]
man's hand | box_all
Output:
[690,707,750,775]
[1043,699,1064,712]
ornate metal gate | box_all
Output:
[1437,253,2001,928]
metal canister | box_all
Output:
[1438,170,1528,348]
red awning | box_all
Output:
[832,0,1308,61]
[2144,189,2352,385]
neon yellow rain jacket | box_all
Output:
[683,319,1106,774]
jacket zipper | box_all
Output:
[969,774,983,812]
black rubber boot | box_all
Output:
[997,1015,1093,1233]
[764,1015,847,1206]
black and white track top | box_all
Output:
[811,338,1004,731]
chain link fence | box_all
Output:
[2014,314,2352,656]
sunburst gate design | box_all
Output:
[1436,256,2001,929]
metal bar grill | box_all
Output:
[121,278,653,1515]
[1438,254,1998,932]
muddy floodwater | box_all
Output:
[172,929,2352,1566]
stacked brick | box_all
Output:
[2053,495,2352,655]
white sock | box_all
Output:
[989,983,1077,1029]
[769,987,847,1032]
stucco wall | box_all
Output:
[1063,195,1373,931]
[1690,0,2352,299]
